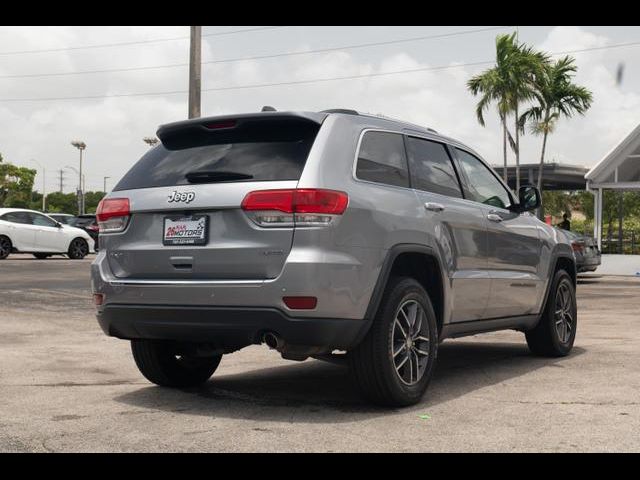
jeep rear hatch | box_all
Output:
[104,112,326,281]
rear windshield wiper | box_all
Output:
[185,170,254,183]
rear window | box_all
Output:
[114,119,320,191]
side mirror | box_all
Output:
[56,222,63,228]
[514,185,541,213]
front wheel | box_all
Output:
[0,236,11,260]
[131,340,222,388]
[526,269,577,357]
[349,277,438,407]
[67,238,89,259]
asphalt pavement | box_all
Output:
[1,254,638,452]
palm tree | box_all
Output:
[468,34,547,189]
[521,56,593,193]
[467,33,517,182]
[508,44,549,191]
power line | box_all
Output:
[0,26,512,79]
[0,26,287,56]
[2,40,640,103]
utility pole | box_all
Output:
[58,169,65,193]
[188,26,202,119]
[71,140,86,215]
[103,176,110,193]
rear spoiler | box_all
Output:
[157,111,328,150]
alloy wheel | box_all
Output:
[391,300,430,386]
[554,281,574,344]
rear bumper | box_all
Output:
[97,304,369,351]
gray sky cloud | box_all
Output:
[0,25,638,194]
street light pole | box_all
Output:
[103,176,110,193]
[71,141,86,215]
[188,26,202,119]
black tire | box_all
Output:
[0,235,11,260]
[131,339,222,388]
[526,269,577,357]
[33,253,50,259]
[67,238,89,259]
[349,277,438,407]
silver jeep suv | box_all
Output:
[92,109,577,407]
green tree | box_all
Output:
[44,192,78,213]
[0,156,36,208]
[521,56,593,193]
[83,191,106,213]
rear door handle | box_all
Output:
[487,213,503,222]
[424,202,445,212]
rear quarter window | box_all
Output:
[356,131,410,188]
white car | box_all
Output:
[0,208,95,260]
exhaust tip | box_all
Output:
[262,332,282,350]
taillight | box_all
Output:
[571,241,585,253]
[241,189,348,227]
[96,198,130,233]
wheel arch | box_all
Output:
[538,251,577,319]
[364,244,446,336]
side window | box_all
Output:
[405,137,462,198]
[356,131,410,188]
[28,213,58,227]
[455,148,512,209]
[1,212,30,224]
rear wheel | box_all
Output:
[349,277,438,407]
[526,269,577,357]
[131,340,222,388]
[0,236,11,259]
[67,238,88,259]
[33,253,50,259]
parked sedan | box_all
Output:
[0,208,95,260]
[70,214,99,250]
[565,230,602,273]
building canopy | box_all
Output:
[586,123,640,250]
[586,123,640,190]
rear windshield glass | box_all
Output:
[114,119,320,191]
[72,217,96,227]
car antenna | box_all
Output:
[261,106,277,112]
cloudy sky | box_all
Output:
[1,25,639,194]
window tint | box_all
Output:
[406,137,462,198]
[52,215,74,225]
[1,212,30,224]
[114,120,320,191]
[28,213,58,227]
[455,149,511,209]
[356,131,409,188]
[72,217,96,227]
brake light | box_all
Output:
[96,198,130,233]
[205,120,237,130]
[571,241,585,253]
[241,189,348,227]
